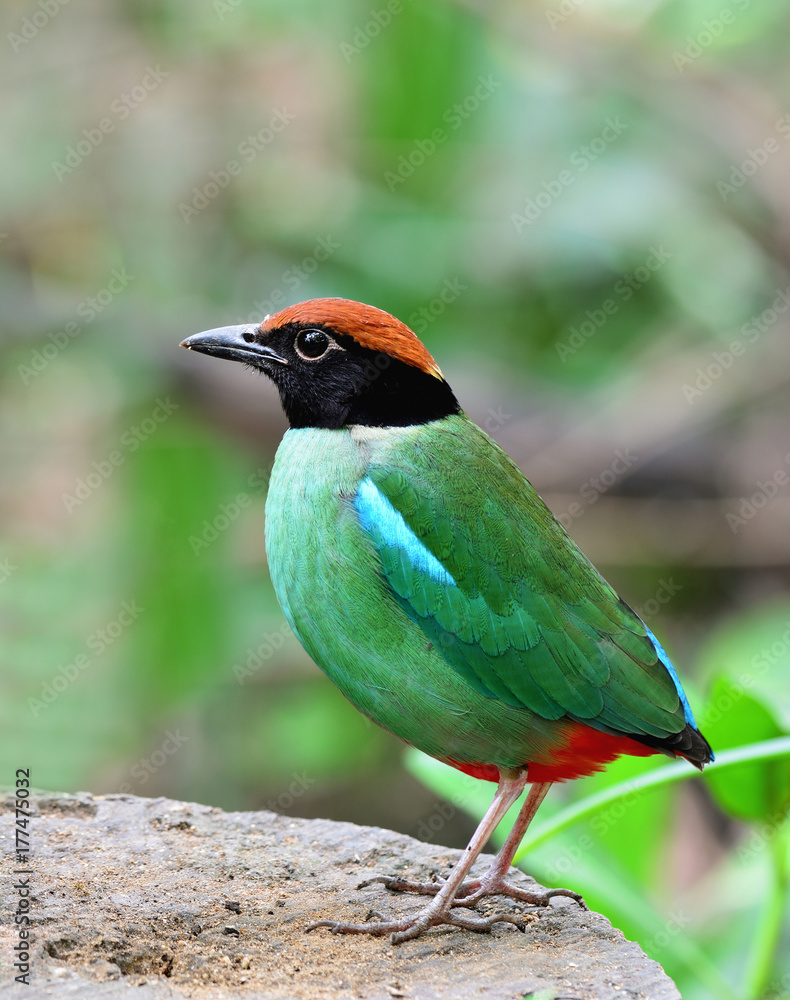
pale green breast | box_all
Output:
[263,423,565,769]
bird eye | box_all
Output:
[295,328,332,360]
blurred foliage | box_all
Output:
[2,0,790,996]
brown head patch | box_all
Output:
[260,298,443,379]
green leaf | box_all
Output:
[702,678,789,821]
[695,602,790,820]
[564,752,673,889]
[696,602,790,730]
[516,740,790,858]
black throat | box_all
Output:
[274,343,461,430]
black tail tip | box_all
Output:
[683,725,714,769]
[635,723,714,769]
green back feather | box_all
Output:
[264,415,687,774]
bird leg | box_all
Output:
[356,781,585,912]
[455,781,586,909]
[307,771,530,943]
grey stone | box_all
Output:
[1,792,680,999]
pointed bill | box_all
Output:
[180,325,288,366]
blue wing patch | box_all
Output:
[645,625,698,729]
[354,478,456,587]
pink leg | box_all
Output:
[459,781,586,909]
[360,781,585,913]
[308,770,531,943]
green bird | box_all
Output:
[181,297,713,943]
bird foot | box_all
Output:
[356,874,448,896]
[306,899,530,944]
[355,873,484,906]
[460,873,587,910]
[356,871,586,910]
[307,869,584,941]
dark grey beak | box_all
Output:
[180,325,287,367]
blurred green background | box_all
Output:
[2,0,790,996]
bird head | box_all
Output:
[181,297,460,430]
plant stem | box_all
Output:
[514,737,790,862]
[744,820,790,1000]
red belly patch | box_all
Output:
[444,721,657,784]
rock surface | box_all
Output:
[1,792,680,999]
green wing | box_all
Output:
[354,415,688,742]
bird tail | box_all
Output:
[632,723,715,769]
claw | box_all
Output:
[307,780,583,942]
[307,916,415,937]
[460,878,587,911]
[357,874,446,896]
[307,872,557,942]
[354,870,585,912]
